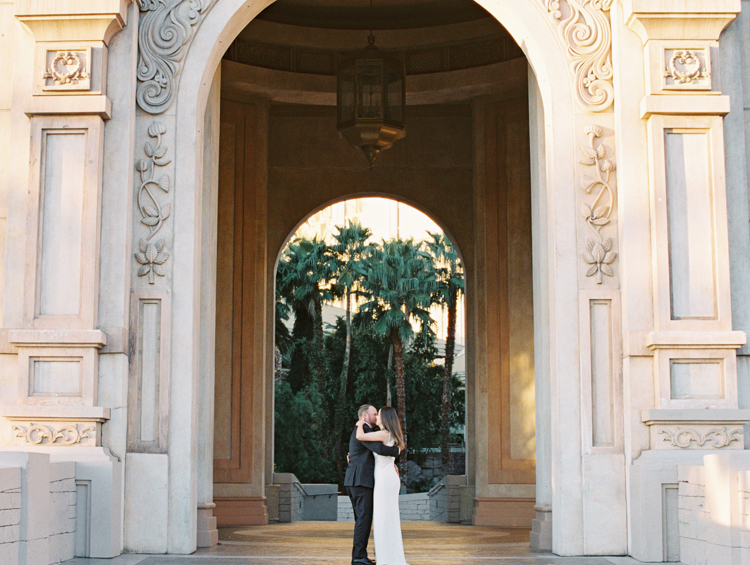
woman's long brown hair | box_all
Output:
[379,406,405,450]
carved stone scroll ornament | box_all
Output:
[579,125,616,283]
[134,121,171,283]
[659,426,742,449]
[136,0,214,114]
[543,0,614,112]
[12,423,95,446]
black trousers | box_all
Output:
[347,485,374,561]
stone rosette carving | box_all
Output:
[136,0,214,114]
[135,121,171,283]
[659,426,742,449]
[42,50,90,90]
[543,0,614,112]
[579,125,616,283]
[12,423,96,446]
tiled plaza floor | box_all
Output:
[64,522,680,565]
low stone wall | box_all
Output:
[677,452,750,565]
[0,467,21,565]
[337,493,430,522]
[48,462,76,564]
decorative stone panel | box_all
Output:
[642,409,750,451]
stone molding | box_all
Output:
[641,409,750,450]
[541,0,614,112]
[136,0,214,114]
[14,0,129,44]
[623,0,740,43]
[1,405,110,447]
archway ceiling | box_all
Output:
[256,0,492,30]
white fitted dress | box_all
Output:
[372,435,408,565]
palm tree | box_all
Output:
[425,232,465,473]
[330,221,372,480]
[358,238,438,479]
[277,236,339,389]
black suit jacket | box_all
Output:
[343,423,400,489]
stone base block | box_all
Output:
[473,497,535,527]
[197,503,219,548]
[214,497,268,526]
[529,505,552,550]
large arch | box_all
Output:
[164,0,583,556]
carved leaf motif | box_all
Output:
[145,142,155,157]
[156,239,165,252]
[139,239,148,253]
[603,238,612,252]
[144,205,159,217]
[153,156,172,167]
[600,264,614,277]
[581,204,592,219]
[585,265,598,277]
[136,159,148,172]
[153,264,166,277]
[161,204,171,219]
[135,252,148,264]
[579,157,596,167]
[158,175,170,192]
[138,265,151,277]
[596,144,605,159]
[146,244,158,263]
[142,216,160,226]
[581,145,597,160]
[155,252,169,265]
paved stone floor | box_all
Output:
[64,522,680,565]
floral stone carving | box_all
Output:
[659,426,742,449]
[12,423,96,446]
[43,51,89,87]
[665,50,710,88]
[135,122,172,283]
[579,125,616,283]
[543,0,614,112]
[136,0,214,114]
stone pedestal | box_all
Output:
[530,505,552,551]
[196,502,219,548]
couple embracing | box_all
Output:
[344,404,408,565]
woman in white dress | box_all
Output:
[355,406,408,565]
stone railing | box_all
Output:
[428,475,473,524]
[272,474,338,522]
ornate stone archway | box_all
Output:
[2,1,746,562]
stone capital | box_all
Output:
[623,0,740,43]
[14,0,130,45]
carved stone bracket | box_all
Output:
[579,125,617,283]
[642,409,750,450]
[134,121,171,283]
[542,0,614,112]
[136,0,214,114]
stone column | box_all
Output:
[0,0,130,558]
[621,2,750,561]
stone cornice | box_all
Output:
[623,0,741,43]
[14,0,130,44]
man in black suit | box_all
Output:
[344,404,401,565]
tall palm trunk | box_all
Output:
[334,290,352,482]
[310,298,326,388]
[440,289,458,473]
[392,329,407,484]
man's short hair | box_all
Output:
[358,404,374,418]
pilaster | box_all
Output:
[1,1,130,448]
[622,3,747,561]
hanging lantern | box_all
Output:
[337,33,406,167]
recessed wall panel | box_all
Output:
[39,131,85,316]
[32,359,82,395]
[670,360,723,399]
[139,301,160,442]
[664,130,716,320]
[590,300,614,447]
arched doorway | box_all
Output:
[140,0,597,556]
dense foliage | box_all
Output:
[273,222,465,491]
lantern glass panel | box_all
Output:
[338,63,355,124]
[357,63,383,119]
[384,63,403,123]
